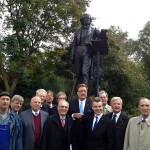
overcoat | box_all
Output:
[41,114,73,150]
[105,112,129,150]
[123,116,150,150]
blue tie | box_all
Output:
[79,101,84,114]
[93,116,98,130]
[112,114,116,123]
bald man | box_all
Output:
[123,97,150,150]
[20,96,48,150]
[41,100,73,150]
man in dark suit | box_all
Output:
[20,96,48,150]
[41,100,72,150]
[22,89,50,113]
[83,99,114,150]
[105,97,129,150]
[68,84,92,150]
[45,90,55,108]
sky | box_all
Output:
[86,0,150,39]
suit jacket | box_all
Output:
[71,27,101,60]
[105,112,129,150]
[20,110,48,150]
[83,115,114,150]
[49,105,58,116]
[41,114,73,150]
[22,102,50,113]
[68,98,92,117]
[68,98,92,150]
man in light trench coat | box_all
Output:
[123,97,150,150]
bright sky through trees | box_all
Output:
[86,0,150,39]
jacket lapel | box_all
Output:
[75,99,80,112]
[84,99,90,114]
[28,110,35,131]
[40,111,44,130]
[93,115,105,132]
[53,115,62,129]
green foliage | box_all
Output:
[100,26,150,115]
[0,0,90,94]
[136,21,150,80]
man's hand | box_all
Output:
[73,113,84,119]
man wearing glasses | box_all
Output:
[49,91,67,116]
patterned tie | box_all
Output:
[61,117,65,127]
[112,114,117,123]
[79,101,84,114]
[93,116,98,131]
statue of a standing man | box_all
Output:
[70,14,101,86]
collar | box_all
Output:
[59,115,66,120]
[113,112,121,118]
[94,113,103,119]
[50,103,53,108]
[78,99,86,102]
[32,110,40,116]
[141,115,150,122]
[137,115,150,125]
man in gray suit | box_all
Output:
[20,96,48,150]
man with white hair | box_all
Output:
[22,89,50,113]
[21,96,48,150]
[105,97,129,150]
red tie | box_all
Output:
[61,117,65,127]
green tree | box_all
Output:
[0,0,91,95]
[136,21,150,80]
[100,26,150,115]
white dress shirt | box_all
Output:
[92,113,103,130]
[112,112,121,123]
[32,110,40,116]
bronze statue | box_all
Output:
[70,14,100,85]
[70,14,108,95]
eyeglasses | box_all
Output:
[78,90,87,93]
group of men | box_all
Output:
[0,84,150,150]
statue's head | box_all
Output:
[80,14,92,26]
